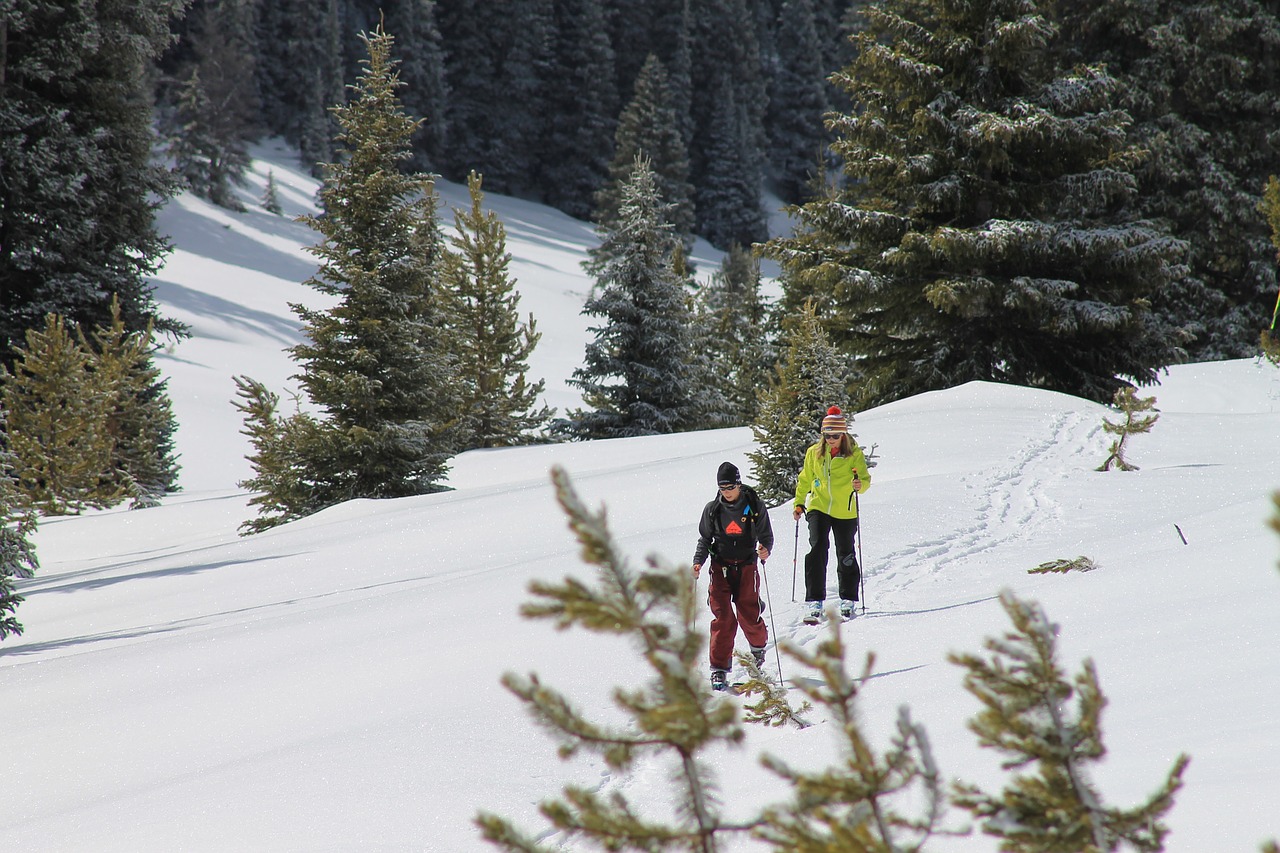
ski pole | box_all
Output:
[759,559,784,686]
[855,492,866,614]
[791,515,800,602]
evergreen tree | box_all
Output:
[282,24,461,512]
[764,0,1188,408]
[756,629,947,850]
[557,158,699,439]
[951,591,1189,852]
[694,244,773,427]
[0,0,186,374]
[596,54,696,246]
[695,76,769,249]
[2,315,123,515]
[261,170,284,215]
[164,0,258,210]
[445,172,554,448]
[231,376,317,534]
[256,0,342,173]
[1059,0,1280,361]
[688,0,770,249]
[1096,386,1158,473]
[381,0,449,171]
[538,0,618,219]
[748,301,852,505]
[83,298,181,506]
[0,408,39,641]
[766,0,831,204]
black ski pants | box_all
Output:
[803,510,860,603]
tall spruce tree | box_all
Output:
[0,0,186,374]
[0,407,39,641]
[538,0,618,220]
[256,0,342,173]
[1058,0,1280,361]
[445,172,554,448]
[951,591,1189,852]
[748,300,852,505]
[695,75,769,249]
[694,244,774,428]
[557,158,699,439]
[766,0,831,204]
[765,0,1188,407]
[283,24,461,509]
[164,0,258,210]
[595,53,696,245]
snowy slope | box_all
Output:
[3,142,1279,852]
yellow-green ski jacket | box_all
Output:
[793,441,871,520]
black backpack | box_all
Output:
[706,484,764,558]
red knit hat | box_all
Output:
[820,405,848,434]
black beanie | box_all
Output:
[716,461,740,485]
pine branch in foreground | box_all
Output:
[950,591,1189,853]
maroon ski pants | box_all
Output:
[707,559,768,671]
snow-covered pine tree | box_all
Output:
[695,75,769,250]
[82,297,181,507]
[756,629,947,850]
[0,0,184,374]
[595,53,696,246]
[694,243,774,427]
[2,315,123,514]
[748,301,852,505]
[538,0,618,220]
[445,172,554,448]
[765,0,1187,408]
[950,591,1189,853]
[164,0,257,211]
[0,407,39,641]
[766,0,831,204]
[557,157,699,439]
[285,24,462,509]
[474,465,746,850]
[261,170,284,215]
[1058,0,1280,361]
[256,0,342,174]
[1096,386,1158,473]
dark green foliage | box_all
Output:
[538,0,618,220]
[748,301,852,505]
[765,0,1188,408]
[1097,387,1158,472]
[693,244,774,427]
[1060,0,1280,361]
[446,172,554,447]
[255,0,342,173]
[951,591,1189,853]
[558,158,699,439]
[287,25,462,503]
[596,54,696,245]
[163,0,257,210]
[695,76,769,249]
[237,25,462,533]
[766,0,831,204]
[0,408,39,641]
[0,0,186,375]
[231,376,316,535]
[261,170,284,215]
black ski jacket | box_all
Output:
[693,484,774,566]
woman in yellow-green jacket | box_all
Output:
[792,406,870,623]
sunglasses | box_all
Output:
[718,483,740,491]
[823,433,843,440]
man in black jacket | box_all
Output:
[691,462,773,691]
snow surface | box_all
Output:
[4,141,1279,852]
